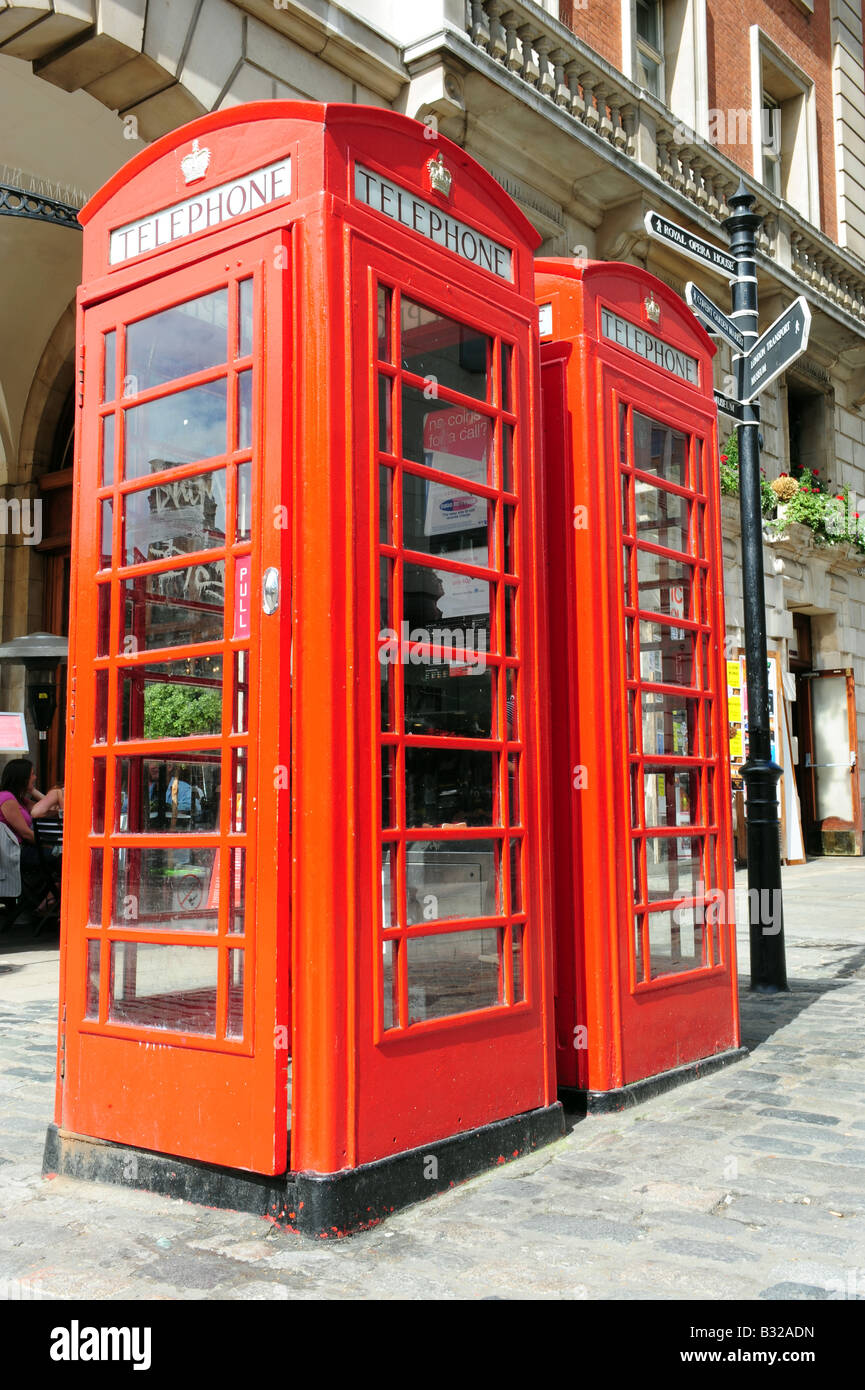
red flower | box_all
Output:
[855,513,860,519]
[779,472,788,477]
[720,454,729,462]
[837,494,845,501]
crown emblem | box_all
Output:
[427,151,453,198]
[181,139,211,185]
[644,295,661,325]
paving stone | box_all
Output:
[755,1108,842,1126]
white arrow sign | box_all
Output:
[644,211,737,278]
[685,282,745,352]
[742,297,811,403]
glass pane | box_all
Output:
[649,907,707,979]
[379,466,393,545]
[622,545,632,608]
[85,939,100,1019]
[231,748,247,833]
[237,371,252,450]
[502,423,515,493]
[378,286,392,362]
[635,480,689,552]
[636,0,660,47]
[122,471,226,565]
[508,756,520,825]
[236,461,251,542]
[636,550,693,617]
[404,663,492,739]
[95,671,108,743]
[238,279,253,357]
[510,838,523,913]
[100,499,113,570]
[403,562,490,640]
[503,505,517,575]
[382,844,398,929]
[97,585,111,656]
[228,848,245,934]
[401,297,491,402]
[89,849,103,925]
[641,692,696,757]
[643,769,700,829]
[646,836,703,902]
[405,749,496,827]
[406,839,500,923]
[506,669,518,740]
[505,585,517,657]
[383,938,398,1031]
[119,658,222,741]
[633,413,688,486]
[233,650,249,734]
[381,747,396,828]
[103,331,116,403]
[500,343,512,412]
[621,473,630,535]
[113,849,219,931]
[102,413,115,487]
[109,942,218,1034]
[407,929,501,1023]
[639,621,695,686]
[511,923,524,1002]
[122,562,224,652]
[93,760,106,834]
[636,51,662,99]
[402,470,491,567]
[124,380,228,479]
[402,387,493,485]
[226,950,244,1039]
[117,753,221,833]
[125,290,228,394]
[378,375,392,454]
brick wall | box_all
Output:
[563,1,623,67]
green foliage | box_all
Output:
[718,433,775,517]
[143,684,222,739]
[718,439,865,553]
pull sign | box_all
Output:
[234,557,252,638]
[263,567,280,615]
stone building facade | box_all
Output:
[1,0,863,846]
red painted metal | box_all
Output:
[58,103,556,1181]
[536,259,740,1092]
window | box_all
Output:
[635,0,664,99]
[751,29,819,223]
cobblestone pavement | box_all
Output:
[1,861,864,1301]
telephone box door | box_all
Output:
[60,235,289,1173]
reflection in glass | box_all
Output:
[406,929,501,1023]
[378,286,392,362]
[236,461,251,541]
[404,663,492,739]
[89,848,103,925]
[103,331,116,403]
[641,692,696,757]
[402,470,491,567]
[85,939,100,1019]
[228,848,245,934]
[636,550,692,618]
[124,380,227,479]
[117,752,221,834]
[401,296,490,402]
[233,650,248,734]
[120,656,225,745]
[632,412,688,486]
[237,371,252,450]
[649,907,707,979]
[100,499,113,570]
[646,836,702,902]
[102,413,115,486]
[227,950,244,1038]
[402,386,493,485]
[382,845,397,929]
[125,290,228,393]
[378,376,392,454]
[403,562,490,639]
[95,671,108,743]
[635,480,689,553]
[123,562,224,651]
[232,748,247,832]
[93,760,106,834]
[511,923,524,1001]
[639,622,695,686]
[510,838,523,912]
[112,850,219,932]
[123,470,226,565]
[109,942,218,1034]
[383,938,397,1030]
[238,279,253,358]
[97,585,111,656]
[405,748,495,826]
[642,768,699,829]
[405,839,500,923]
[381,748,395,828]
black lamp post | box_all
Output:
[0,631,68,791]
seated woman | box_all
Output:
[0,758,63,872]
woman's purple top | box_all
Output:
[0,791,33,842]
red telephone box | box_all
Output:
[536,259,743,1106]
[45,103,563,1235]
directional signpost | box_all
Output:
[646,181,810,994]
